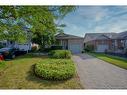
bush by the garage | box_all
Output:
[34,59,76,80]
[49,50,71,59]
[51,46,63,50]
[84,44,95,52]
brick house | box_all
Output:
[54,33,84,53]
[84,32,125,53]
[115,31,127,53]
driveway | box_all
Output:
[72,53,127,89]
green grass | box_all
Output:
[0,54,82,89]
[88,53,127,70]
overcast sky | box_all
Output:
[60,6,127,37]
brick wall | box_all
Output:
[85,39,112,50]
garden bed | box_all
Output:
[0,54,82,89]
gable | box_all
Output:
[84,33,115,42]
[96,35,110,40]
[56,33,83,39]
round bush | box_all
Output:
[49,50,71,59]
[34,59,75,80]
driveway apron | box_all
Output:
[72,53,127,89]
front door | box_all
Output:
[61,40,68,49]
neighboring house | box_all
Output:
[84,33,118,52]
[115,31,127,53]
[0,40,32,53]
[54,33,84,53]
[0,27,32,52]
[84,31,127,53]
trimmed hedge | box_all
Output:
[49,50,71,59]
[51,46,63,50]
[34,59,75,80]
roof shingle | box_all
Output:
[56,33,83,39]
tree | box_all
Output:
[0,6,76,45]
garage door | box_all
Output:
[69,44,81,54]
[96,45,108,52]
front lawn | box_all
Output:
[88,53,127,70]
[0,54,82,89]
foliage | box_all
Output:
[49,50,71,59]
[39,46,62,53]
[84,44,95,52]
[0,43,4,49]
[34,59,76,80]
[40,48,51,53]
[32,31,55,49]
[31,45,39,52]
[0,6,76,44]
[51,46,63,50]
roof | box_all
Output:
[84,33,118,42]
[116,31,127,39]
[56,33,83,39]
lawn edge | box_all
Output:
[87,52,127,70]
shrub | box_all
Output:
[34,59,75,80]
[41,48,52,53]
[84,44,94,52]
[31,45,38,52]
[49,50,71,59]
[51,46,63,50]
[0,43,4,49]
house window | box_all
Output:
[121,40,123,43]
[115,40,117,46]
[101,40,104,44]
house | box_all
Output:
[0,40,32,53]
[84,32,127,53]
[54,33,84,53]
[84,33,118,52]
[115,31,127,53]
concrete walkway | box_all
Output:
[72,54,127,89]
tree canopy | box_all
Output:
[0,6,76,44]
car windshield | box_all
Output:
[0,48,12,51]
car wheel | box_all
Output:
[12,54,16,59]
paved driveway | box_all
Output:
[72,53,127,89]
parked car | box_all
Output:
[0,53,4,61]
[0,48,27,59]
[0,48,18,59]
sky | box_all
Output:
[60,6,127,37]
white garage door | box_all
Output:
[69,44,81,54]
[96,45,108,52]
